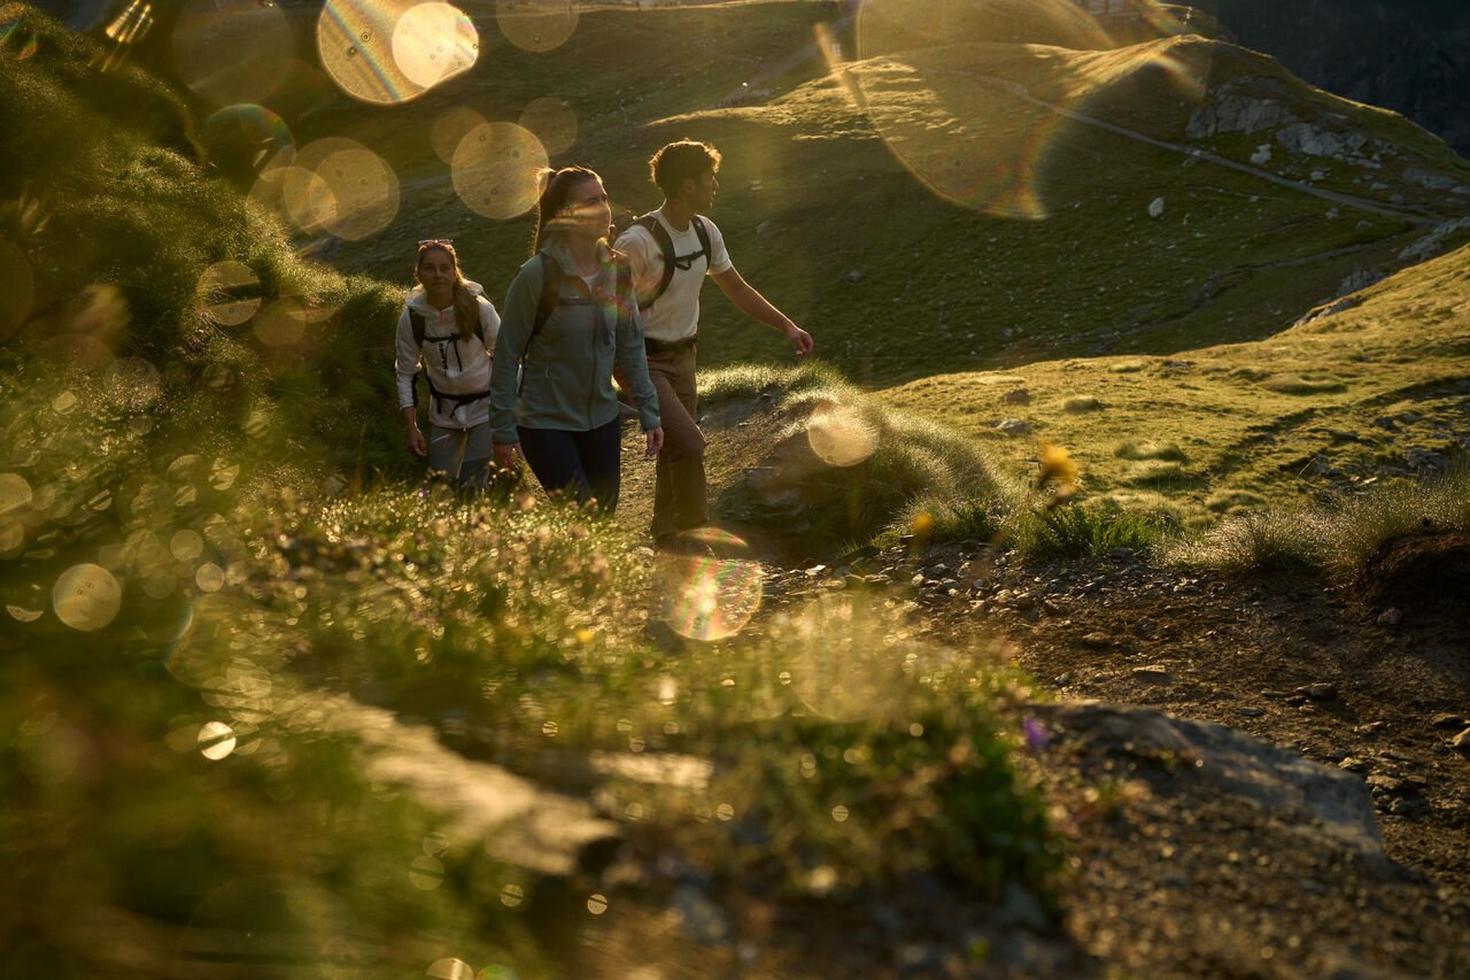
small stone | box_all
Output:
[1001,388,1032,405]
[995,417,1033,436]
[1452,728,1470,756]
[910,573,926,587]
[1132,665,1171,682]
[1082,632,1112,649]
[1366,773,1409,796]
[1376,608,1402,627]
[1430,714,1465,730]
[1147,196,1165,219]
[1388,796,1429,818]
[1296,683,1338,701]
[1237,707,1266,718]
[1108,547,1135,562]
[1010,593,1036,611]
[841,269,863,284]
[1338,757,1370,772]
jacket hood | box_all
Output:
[406,279,486,315]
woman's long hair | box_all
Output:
[413,241,480,342]
[533,165,602,254]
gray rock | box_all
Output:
[1296,683,1339,701]
[1335,268,1385,298]
[1187,83,1296,138]
[1276,122,1368,158]
[994,881,1049,931]
[1147,196,1165,219]
[1399,217,1470,263]
[1376,608,1402,627]
[1082,632,1112,649]
[1238,707,1266,718]
[1033,702,1384,854]
[994,418,1033,436]
[1429,713,1466,730]
[1132,665,1172,682]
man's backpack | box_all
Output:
[631,213,711,309]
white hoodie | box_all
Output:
[394,281,501,430]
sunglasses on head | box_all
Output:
[417,238,454,247]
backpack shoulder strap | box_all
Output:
[635,213,676,307]
[691,215,712,268]
[529,252,563,350]
[408,309,426,347]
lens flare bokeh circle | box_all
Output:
[805,404,878,468]
[392,2,478,89]
[496,0,578,54]
[199,104,295,182]
[284,137,401,240]
[173,0,294,106]
[519,96,578,156]
[431,105,487,164]
[451,122,548,220]
[319,0,477,105]
[657,529,764,642]
[846,0,1211,220]
[53,563,122,631]
[197,260,263,326]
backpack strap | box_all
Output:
[633,214,675,308]
[530,252,563,354]
[690,215,712,269]
[633,213,712,309]
[409,309,427,348]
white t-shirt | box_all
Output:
[614,209,733,342]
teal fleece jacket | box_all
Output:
[489,243,661,445]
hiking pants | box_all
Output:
[518,418,622,512]
[645,343,707,538]
[429,423,494,489]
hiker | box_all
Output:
[394,239,502,489]
[488,166,663,513]
[614,139,813,542]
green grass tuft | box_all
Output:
[1168,461,1470,575]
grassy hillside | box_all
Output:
[282,1,1470,387]
[885,241,1470,523]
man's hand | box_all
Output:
[785,324,814,359]
[493,442,523,471]
[406,424,428,458]
[645,426,665,457]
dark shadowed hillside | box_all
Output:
[1199,0,1470,155]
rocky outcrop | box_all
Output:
[1032,701,1384,854]
[1185,77,1297,138]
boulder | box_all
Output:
[1032,701,1383,854]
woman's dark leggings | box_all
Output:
[518,419,622,513]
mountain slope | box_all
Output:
[884,241,1470,521]
[291,2,1470,386]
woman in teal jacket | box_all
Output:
[489,166,663,513]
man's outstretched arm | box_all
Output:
[711,266,813,357]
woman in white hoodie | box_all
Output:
[394,240,502,488]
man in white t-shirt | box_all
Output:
[615,139,814,541]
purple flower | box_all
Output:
[1022,715,1049,751]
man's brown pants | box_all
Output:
[645,344,707,538]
